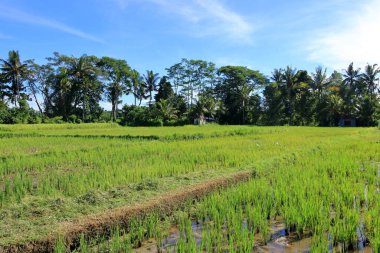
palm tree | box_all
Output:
[105,82,123,121]
[341,63,361,118]
[68,55,99,121]
[54,68,72,120]
[271,68,283,83]
[311,66,329,99]
[156,98,178,122]
[361,63,379,97]
[0,50,28,107]
[282,66,298,125]
[195,95,218,121]
[143,70,160,106]
[343,62,361,91]
[128,70,142,106]
[136,80,148,106]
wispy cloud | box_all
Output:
[159,0,254,43]
[0,32,12,40]
[307,0,380,69]
[113,0,255,43]
[0,5,104,43]
[110,0,130,10]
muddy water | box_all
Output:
[133,219,373,253]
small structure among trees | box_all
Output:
[339,118,357,127]
[0,51,379,126]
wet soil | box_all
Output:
[0,171,252,253]
[133,219,373,253]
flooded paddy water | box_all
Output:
[134,219,373,253]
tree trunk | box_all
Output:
[29,83,43,114]
[111,100,116,122]
[82,95,85,122]
[15,76,20,108]
[114,103,118,122]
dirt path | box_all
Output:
[1,170,252,253]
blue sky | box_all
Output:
[1,0,379,107]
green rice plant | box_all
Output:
[0,126,378,251]
[54,235,67,253]
[79,233,88,253]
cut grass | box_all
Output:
[0,125,378,252]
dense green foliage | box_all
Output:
[1,51,379,126]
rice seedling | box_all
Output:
[64,126,379,252]
[0,125,377,252]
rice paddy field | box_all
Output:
[0,124,379,253]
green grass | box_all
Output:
[0,124,378,251]
[62,127,379,252]
[0,123,280,139]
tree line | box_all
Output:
[0,50,379,126]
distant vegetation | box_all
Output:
[0,50,379,126]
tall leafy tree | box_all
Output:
[24,60,45,114]
[154,76,174,102]
[70,55,102,121]
[166,62,184,94]
[0,50,29,107]
[98,57,131,121]
[51,67,73,120]
[216,66,266,124]
[45,53,103,121]
[166,59,216,109]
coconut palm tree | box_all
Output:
[128,70,143,106]
[143,70,160,105]
[271,68,283,83]
[282,66,298,125]
[311,66,329,99]
[52,68,72,120]
[361,63,379,96]
[0,50,28,107]
[340,63,361,118]
[342,62,361,91]
[136,80,148,106]
[156,98,178,122]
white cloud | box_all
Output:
[0,5,104,43]
[113,0,254,43]
[307,0,380,69]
